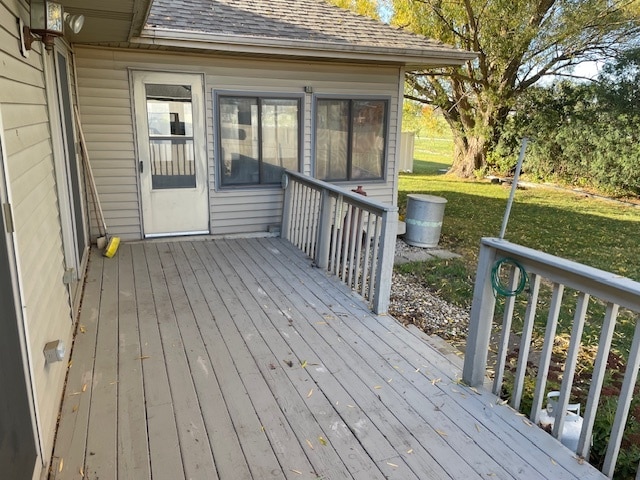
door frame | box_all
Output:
[131,70,210,237]
[46,42,88,307]
[0,105,43,476]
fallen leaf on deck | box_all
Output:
[72,405,78,413]
[522,419,533,427]
[387,378,393,383]
[301,360,308,368]
[431,378,441,385]
[316,322,327,325]
[319,436,327,446]
[138,355,151,360]
[497,399,508,406]
[307,389,313,398]
[475,423,481,432]
[374,385,382,390]
[550,458,557,465]
[436,429,447,436]
[82,384,87,392]
[290,469,302,475]
[284,360,293,368]
[79,325,86,334]
[268,363,276,370]
[415,368,420,373]
[59,458,64,472]
[306,439,314,449]
[347,404,355,408]
[80,467,84,476]
[407,449,414,454]
[576,456,585,465]
[386,462,398,468]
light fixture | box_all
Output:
[64,12,85,35]
[23,0,65,51]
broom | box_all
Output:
[74,105,120,258]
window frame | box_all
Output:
[313,95,391,183]
[214,90,304,189]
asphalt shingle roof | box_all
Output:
[144,0,473,63]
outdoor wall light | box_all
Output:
[23,0,64,51]
[21,1,84,52]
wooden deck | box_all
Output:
[50,237,604,480]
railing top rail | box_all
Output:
[284,170,398,215]
[482,237,640,312]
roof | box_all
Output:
[134,0,475,67]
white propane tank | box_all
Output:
[538,391,584,453]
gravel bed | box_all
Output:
[389,239,471,343]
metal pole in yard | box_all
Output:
[499,137,529,240]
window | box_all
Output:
[145,84,196,189]
[315,98,388,182]
[218,95,301,186]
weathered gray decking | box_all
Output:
[50,237,604,480]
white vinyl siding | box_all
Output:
[74,47,401,237]
[1,0,80,472]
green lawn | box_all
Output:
[398,135,640,346]
[400,136,640,280]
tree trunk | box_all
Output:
[449,134,487,177]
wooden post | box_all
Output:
[281,174,292,241]
[372,209,397,314]
[315,190,332,270]
[462,241,498,387]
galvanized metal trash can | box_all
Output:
[404,194,447,248]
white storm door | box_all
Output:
[133,72,209,237]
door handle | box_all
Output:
[139,161,143,173]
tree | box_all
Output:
[364,0,640,176]
[329,0,380,18]
[495,49,640,195]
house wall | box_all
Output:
[74,46,402,239]
[1,1,84,476]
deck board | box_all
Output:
[51,238,606,480]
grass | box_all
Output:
[398,135,640,347]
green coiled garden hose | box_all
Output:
[491,257,528,297]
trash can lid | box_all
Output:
[407,194,448,204]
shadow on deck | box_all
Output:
[49,237,604,479]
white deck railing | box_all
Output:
[463,237,640,478]
[281,171,398,314]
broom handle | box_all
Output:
[74,105,107,237]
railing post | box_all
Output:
[281,174,292,241]
[315,190,332,270]
[372,208,397,314]
[463,241,498,387]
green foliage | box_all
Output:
[402,100,448,136]
[492,50,640,196]
[326,0,380,18]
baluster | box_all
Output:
[578,302,618,460]
[603,316,640,477]
[492,265,521,396]
[553,292,590,441]
[512,273,541,410]
[530,283,565,423]
[360,213,374,297]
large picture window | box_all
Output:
[315,98,388,182]
[218,95,301,187]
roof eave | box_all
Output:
[132,28,477,67]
